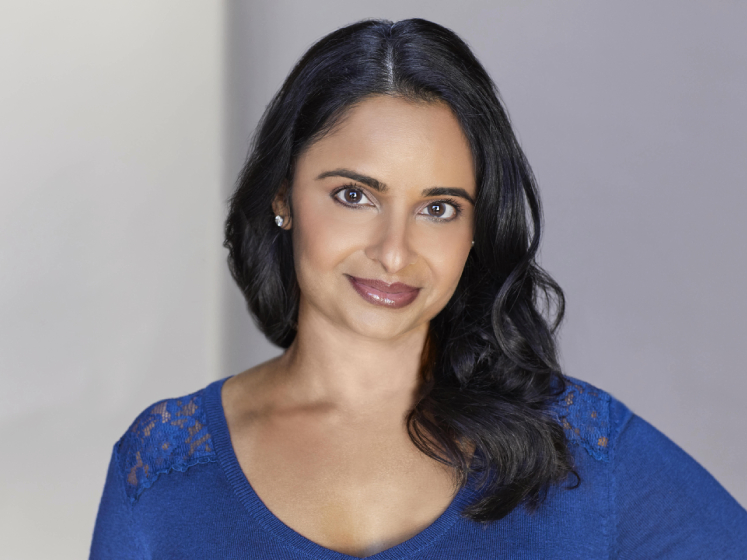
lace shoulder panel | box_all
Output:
[116,388,216,504]
[552,377,611,462]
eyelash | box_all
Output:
[331,184,463,222]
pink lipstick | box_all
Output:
[345,275,421,309]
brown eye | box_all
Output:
[334,187,374,207]
[345,189,362,203]
[430,203,445,217]
[420,201,457,220]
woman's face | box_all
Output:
[281,95,476,341]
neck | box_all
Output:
[274,302,430,415]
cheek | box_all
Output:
[291,192,369,281]
[406,220,472,316]
[413,222,472,293]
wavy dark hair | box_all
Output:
[224,18,575,522]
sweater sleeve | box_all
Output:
[611,399,747,559]
[89,443,146,560]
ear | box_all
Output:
[271,181,292,229]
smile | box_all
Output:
[345,275,421,309]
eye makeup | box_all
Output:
[330,183,464,222]
[331,184,376,209]
[418,199,463,221]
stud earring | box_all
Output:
[275,215,284,227]
[471,240,475,247]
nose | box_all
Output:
[364,214,418,274]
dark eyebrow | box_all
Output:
[316,169,387,192]
[422,187,475,205]
[316,168,474,205]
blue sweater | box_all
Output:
[90,376,747,559]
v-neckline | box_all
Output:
[203,375,478,559]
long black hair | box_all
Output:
[224,18,574,522]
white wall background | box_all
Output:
[0,1,224,558]
[1,1,745,558]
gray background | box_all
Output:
[1,1,745,558]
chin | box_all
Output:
[340,308,421,340]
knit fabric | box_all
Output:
[90,376,747,559]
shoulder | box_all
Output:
[551,375,633,462]
[114,385,217,504]
[555,376,747,553]
[597,391,747,554]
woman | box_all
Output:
[90,19,747,558]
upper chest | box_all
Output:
[121,377,616,559]
[225,400,460,557]
[133,442,612,560]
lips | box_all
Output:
[345,275,421,309]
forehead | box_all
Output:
[296,95,476,194]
